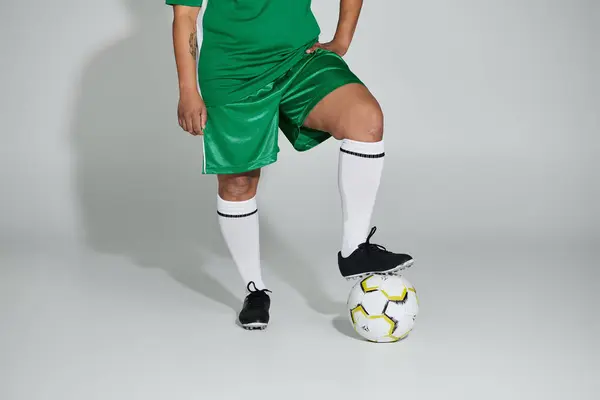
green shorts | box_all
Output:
[201,48,363,174]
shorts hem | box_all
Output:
[203,154,278,175]
[293,133,332,152]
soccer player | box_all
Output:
[167,0,413,330]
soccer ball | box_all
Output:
[347,274,419,343]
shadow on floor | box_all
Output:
[69,0,343,316]
[331,314,363,341]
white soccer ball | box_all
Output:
[347,274,419,343]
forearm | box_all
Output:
[334,0,363,48]
[171,7,200,93]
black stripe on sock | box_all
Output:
[217,209,258,219]
[340,148,385,158]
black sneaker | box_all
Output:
[237,281,271,330]
[338,226,414,280]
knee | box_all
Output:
[335,100,384,142]
[363,103,384,142]
[218,172,259,201]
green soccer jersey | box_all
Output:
[166,0,321,106]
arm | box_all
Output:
[332,0,364,54]
[306,0,363,56]
[171,4,201,93]
[167,1,206,135]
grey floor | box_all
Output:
[1,198,597,399]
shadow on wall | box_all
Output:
[69,0,343,316]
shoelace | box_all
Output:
[247,281,272,294]
[246,281,272,307]
[357,226,389,253]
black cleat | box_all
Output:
[338,226,414,281]
[237,281,271,330]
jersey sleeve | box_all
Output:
[165,0,202,6]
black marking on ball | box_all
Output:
[383,300,400,333]
[383,299,390,315]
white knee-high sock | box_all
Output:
[338,139,385,257]
[217,195,265,291]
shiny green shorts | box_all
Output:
[201,48,363,174]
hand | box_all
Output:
[305,40,349,57]
[177,88,207,136]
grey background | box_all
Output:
[1,1,598,399]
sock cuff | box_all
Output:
[217,196,257,218]
[340,139,385,158]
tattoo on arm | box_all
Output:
[189,30,198,59]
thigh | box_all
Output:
[279,48,363,149]
[303,83,381,139]
[202,83,282,175]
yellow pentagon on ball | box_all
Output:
[381,286,407,302]
[360,275,381,293]
[350,304,398,342]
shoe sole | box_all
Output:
[344,259,414,281]
[237,321,268,331]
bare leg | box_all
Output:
[217,169,261,202]
[303,83,383,142]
